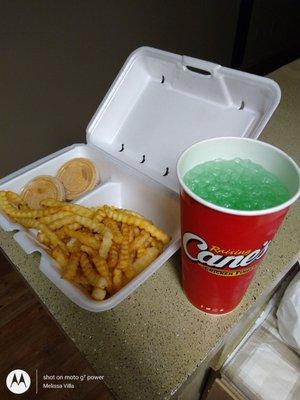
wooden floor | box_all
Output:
[0,251,114,400]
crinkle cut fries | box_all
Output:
[0,190,171,300]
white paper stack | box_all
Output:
[222,309,300,400]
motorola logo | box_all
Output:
[6,369,31,394]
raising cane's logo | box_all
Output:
[183,233,271,276]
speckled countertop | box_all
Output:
[1,61,299,400]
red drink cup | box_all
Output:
[177,138,300,314]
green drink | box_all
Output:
[183,158,290,211]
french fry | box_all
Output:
[73,272,90,286]
[56,224,82,239]
[91,288,106,300]
[113,268,123,291]
[136,246,146,259]
[60,203,94,218]
[41,199,95,218]
[49,215,104,233]
[0,192,40,219]
[56,227,68,240]
[6,191,24,206]
[129,249,136,265]
[110,205,145,219]
[14,216,40,229]
[39,211,73,224]
[92,255,112,291]
[62,252,80,280]
[80,253,106,288]
[128,225,135,243]
[104,205,170,244]
[133,247,160,274]
[42,225,69,254]
[129,230,150,252]
[118,224,135,279]
[39,198,59,207]
[19,204,31,212]
[94,207,107,222]
[36,232,50,247]
[149,237,164,252]
[80,244,97,257]
[117,224,130,271]
[16,217,69,254]
[0,192,58,218]
[107,243,119,269]
[52,246,69,268]
[98,228,113,259]
[133,227,140,237]
[65,228,100,250]
[48,215,78,231]
[66,238,81,252]
[103,217,123,244]
[124,266,135,279]
[67,222,81,231]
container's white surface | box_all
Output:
[87,47,280,191]
[0,144,180,312]
[0,47,281,311]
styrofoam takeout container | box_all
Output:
[0,47,281,311]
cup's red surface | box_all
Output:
[180,188,289,314]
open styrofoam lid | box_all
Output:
[86,47,281,192]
